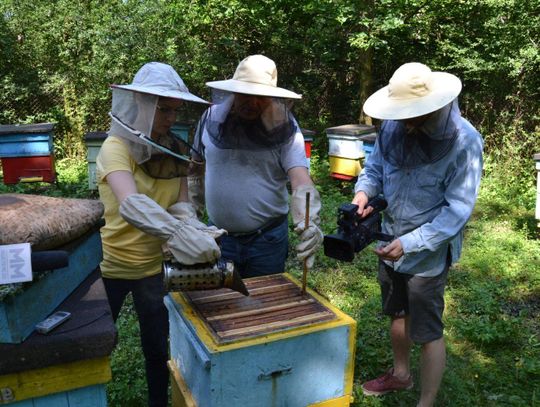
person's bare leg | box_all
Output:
[417,337,446,407]
[391,316,412,379]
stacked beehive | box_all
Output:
[0,194,114,406]
[0,123,56,185]
[325,124,377,181]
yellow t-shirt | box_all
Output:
[96,136,182,279]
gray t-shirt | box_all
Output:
[200,114,307,233]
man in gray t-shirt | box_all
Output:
[192,55,323,277]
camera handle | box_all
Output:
[371,231,393,242]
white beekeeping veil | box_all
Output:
[108,62,209,178]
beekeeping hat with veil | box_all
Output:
[108,62,209,178]
[202,55,302,150]
[362,62,463,168]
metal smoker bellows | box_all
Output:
[163,259,249,296]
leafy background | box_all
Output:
[1,0,539,406]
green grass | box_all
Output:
[293,154,540,407]
[106,295,148,407]
[2,154,538,406]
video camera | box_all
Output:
[323,196,393,262]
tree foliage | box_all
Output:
[1,0,538,174]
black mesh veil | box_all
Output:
[379,100,461,169]
[202,89,296,151]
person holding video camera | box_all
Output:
[191,55,323,278]
[352,62,483,407]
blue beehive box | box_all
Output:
[0,123,55,158]
[171,122,191,143]
[165,273,357,407]
[0,271,116,406]
[0,227,103,343]
[359,133,377,162]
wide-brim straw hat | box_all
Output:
[206,55,302,99]
[363,62,462,120]
[111,62,209,104]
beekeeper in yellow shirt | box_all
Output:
[96,62,225,407]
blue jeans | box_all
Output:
[218,218,289,278]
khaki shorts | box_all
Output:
[378,260,449,344]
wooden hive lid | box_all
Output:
[183,274,337,344]
[0,122,55,135]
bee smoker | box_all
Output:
[163,258,249,296]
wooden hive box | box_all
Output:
[0,270,116,406]
[0,194,105,344]
[84,131,108,191]
[325,124,378,181]
[165,273,356,407]
[0,226,103,343]
[1,155,56,184]
[359,133,377,162]
[0,123,56,184]
[0,123,55,158]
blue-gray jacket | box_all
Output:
[354,102,484,276]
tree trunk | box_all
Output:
[358,46,373,125]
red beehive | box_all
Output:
[1,156,56,184]
[0,123,56,185]
[301,128,315,172]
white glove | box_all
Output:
[291,184,324,269]
[120,194,226,265]
[167,201,226,240]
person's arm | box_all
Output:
[353,134,384,216]
[105,170,138,203]
[99,139,224,265]
[119,193,225,265]
[167,175,210,226]
[288,167,323,269]
[288,166,312,189]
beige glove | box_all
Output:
[291,184,324,269]
[120,194,225,265]
[167,201,226,240]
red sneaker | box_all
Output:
[362,369,414,396]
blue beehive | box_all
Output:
[0,271,116,406]
[165,273,357,407]
[0,193,105,344]
[0,123,54,158]
[171,122,191,142]
[0,123,56,184]
[0,228,103,343]
[359,133,377,162]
